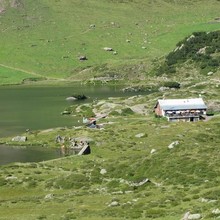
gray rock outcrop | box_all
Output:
[12,136,27,142]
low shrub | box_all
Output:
[121,108,134,116]
[0,177,7,186]
[163,81,180,89]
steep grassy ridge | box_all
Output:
[0,0,220,83]
[155,31,220,76]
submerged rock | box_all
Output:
[66,97,77,101]
[61,110,71,115]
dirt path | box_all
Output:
[0,63,44,78]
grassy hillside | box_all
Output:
[0,0,220,84]
[1,1,220,219]
[154,31,220,76]
[1,100,220,219]
[0,71,220,219]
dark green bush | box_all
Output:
[121,108,134,116]
[163,81,180,89]
[53,173,90,189]
[109,110,120,116]
[0,177,7,186]
[155,30,220,75]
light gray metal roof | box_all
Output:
[157,98,207,111]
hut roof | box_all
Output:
[156,98,207,111]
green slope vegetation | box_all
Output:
[0,105,220,219]
[1,1,220,219]
[0,73,220,219]
[0,0,220,82]
[155,31,220,76]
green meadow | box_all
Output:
[1,0,220,219]
[0,0,220,83]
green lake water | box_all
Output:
[0,84,149,165]
[0,84,129,138]
[0,145,61,165]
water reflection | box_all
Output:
[0,145,61,166]
[0,84,150,138]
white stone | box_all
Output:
[212,209,220,214]
[108,201,119,207]
[168,141,179,149]
[12,136,27,142]
[135,133,145,138]
[188,213,201,220]
[150,149,156,154]
[44,194,54,200]
[5,176,17,180]
[182,211,190,220]
[100,169,107,175]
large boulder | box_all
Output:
[103,47,113,51]
[188,214,202,220]
[11,136,27,142]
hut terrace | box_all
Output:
[154,98,207,122]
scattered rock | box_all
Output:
[122,87,140,92]
[182,211,190,220]
[0,7,5,14]
[100,168,107,175]
[108,201,120,207]
[10,0,22,8]
[160,125,170,129]
[66,97,77,101]
[44,194,54,200]
[168,141,179,149]
[212,209,220,214]
[130,178,150,187]
[188,214,202,220]
[79,55,87,61]
[186,34,195,41]
[197,47,206,54]
[12,136,27,142]
[90,24,96,28]
[131,104,148,115]
[55,135,65,143]
[200,197,217,203]
[135,133,146,138]
[207,71,213,76]
[61,110,71,115]
[5,176,17,180]
[159,86,169,91]
[103,47,113,51]
[150,149,156,154]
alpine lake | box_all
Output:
[0,83,149,165]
